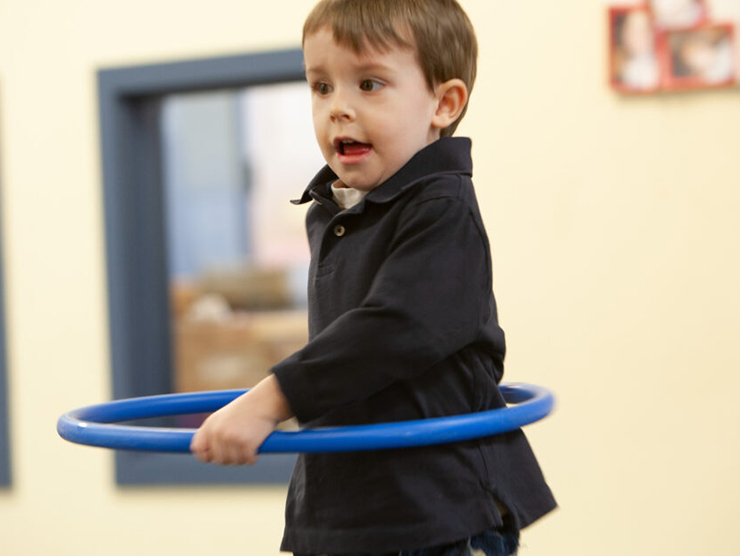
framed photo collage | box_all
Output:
[609,0,737,93]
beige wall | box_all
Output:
[0,1,738,555]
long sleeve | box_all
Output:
[272,193,495,423]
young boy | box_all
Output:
[191,1,556,554]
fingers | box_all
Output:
[226,446,260,466]
[190,422,260,466]
[190,429,212,463]
[215,441,260,466]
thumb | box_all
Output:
[190,428,208,455]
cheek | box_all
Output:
[375,101,423,134]
[311,109,329,144]
[311,106,322,130]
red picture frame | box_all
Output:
[609,6,661,94]
[648,0,708,31]
[659,23,736,90]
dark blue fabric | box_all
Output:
[294,523,520,555]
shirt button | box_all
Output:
[333,224,346,237]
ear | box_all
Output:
[431,79,468,132]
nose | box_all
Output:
[329,87,355,122]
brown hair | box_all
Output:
[303,0,478,137]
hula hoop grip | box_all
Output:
[57,383,554,454]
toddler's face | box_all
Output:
[304,28,441,191]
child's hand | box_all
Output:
[190,375,292,466]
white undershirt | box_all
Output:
[331,183,368,210]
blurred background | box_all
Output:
[0,0,739,554]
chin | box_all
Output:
[343,180,379,192]
[335,174,378,192]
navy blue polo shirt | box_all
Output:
[273,137,556,554]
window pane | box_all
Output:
[161,82,323,427]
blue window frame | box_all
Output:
[0,285,6,488]
[0,135,9,487]
[99,49,305,485]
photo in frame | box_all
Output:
[660,23,736,90]
[609,6,661,93]
[648,0,708,31]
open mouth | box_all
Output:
[334,138,372,157]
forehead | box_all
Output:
[304,27,417,73]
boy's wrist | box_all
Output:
[252,374,293,423]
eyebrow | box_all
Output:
[304,64,323,76]
[355,61,395,74]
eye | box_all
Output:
[359,79,383,92]
[312,82,332,95]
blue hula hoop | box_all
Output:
[57,382,554,454]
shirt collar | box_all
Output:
[291,137,473,207]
